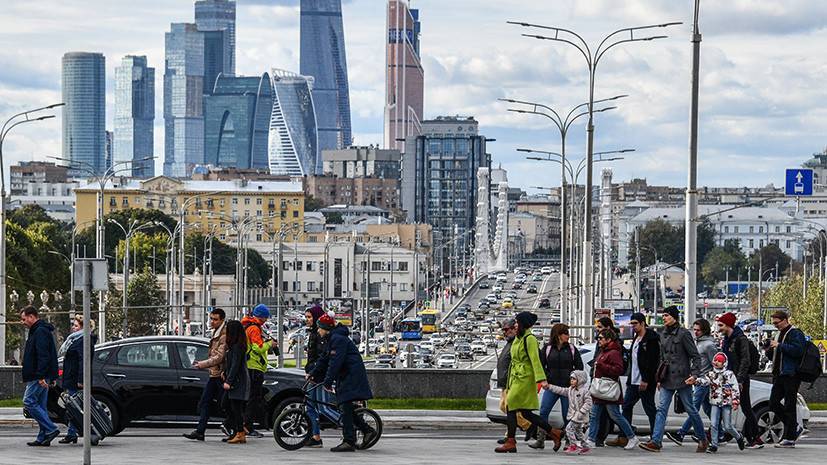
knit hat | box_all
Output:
[717,312,737,329]
[306,305,325,324]
[252,304,270,319]
[317,313,336,330]
[713,352,728,365]
[663,305,680,321]
[630,312,646,325]
[515,311,538,329]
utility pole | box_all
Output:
[635,228,641,312]
[684,0,702,328]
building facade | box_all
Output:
[322,146,401,179]
[508,211,557,255]
[305,175,400,213]
[62,52,106,176]
[195,0,236,81]
[9,162,77,221]
[299,0,352,152]
[384,0,424,152]
[114,55,155,178]
[268,69,320,176]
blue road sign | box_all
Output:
[785,168,813,196]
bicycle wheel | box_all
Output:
[273,406,312,450]
[354,407,383,450]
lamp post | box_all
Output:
[108,219,154,337]
[685,0,703,329]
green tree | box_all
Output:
[326,212,344,224]
[304,195,323,212]
[628,219,716,273]
[183,232,271,287]
[763,274,824,338]
[114,232,170,274]
[749,243,792,277]
[106,266,167,339]
[701,240,747,287]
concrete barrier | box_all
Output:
[0,367,25,400]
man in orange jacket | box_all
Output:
[241,304,274,437]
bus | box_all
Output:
[400,317,423,340]
[419,309,441,334]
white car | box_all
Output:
[492,284,504,293]
[437,354,457,369]
[482,335,497,347]
[470,340,487,354]
[496,274,508,283]
[420,341,435,351]
[541,266,553,275]
[430,335,447,347]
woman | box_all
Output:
[58,315,97,444]
[530,323,583,449]
[591,317,617,446]
[303,304,329,448]
[495,311,562,453]
[223,320,250,444]
[586,329,639,454]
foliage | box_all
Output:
[326,212,344,224]
[105,266,167,339]
[628,219,715,271]
[763,273,825,339]
[701,239,748,287]
[114,232,170,274]
[304,195,323,212]
[183,232,271,287]
[749,243,792,277]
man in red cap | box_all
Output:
[717,312,761,448]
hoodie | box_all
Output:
[695,334,718,375]
[22,319,59,382]
[547,370,593,424]
[695,353,741,407]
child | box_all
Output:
[544,370,593,455]
[686,352,745,453]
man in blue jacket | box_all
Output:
[311,314,377,452]
[20,305,60,446]
[765,309,806,448]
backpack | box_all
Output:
[747,339,760,375]
[798,338,823,384]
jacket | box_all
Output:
[202,322,227,378]
[311,325,372,403]
[496,338,513,389]
[242,316,272,373]
[695,354,740,407]
[223,344,250,401]
[506,332,546,410]
[305,324,325,375]
[592,339,625,404]
[659,323,701,390]
[22,319,59,382]
[766,325,807,378]
[540,341,583,387]
[695,334,718,375]
[61,331,97,390]
[723,327,752,383]
[627,327,660,386]
[547,370,592,424]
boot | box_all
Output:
[528,435,545,449]
[227,431,247,444]
[546,428,563,452]
[495,437,517,453]
[696,439,708,453]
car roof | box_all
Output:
[96,335,208,350]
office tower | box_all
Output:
[195,0,235,78]
[384,0,423,152]
[114,55,155,177]
[62,52,106,175]
[268,69,320,176]
[300,0,352,151]
[202,30,225,94]
[204,73,273,170]
[105,130,113,170]
[164,23,205,178]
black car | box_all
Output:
[527,285,538,294]
[477,300,490,309]
[539,298,551,308]
[375,353,396,368]
[456,344,473,360]
[479,281,490,289]
[45,336,306,435]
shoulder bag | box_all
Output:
[589,377,621,401]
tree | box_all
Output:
[183,232,272,287]
[700,240,747,288]
[628,219,717,274]
[326,212,344,224]
[749,243,792,278]
[763,274,824,338]
[106,266,166,339]
[304,195,323,212]
[114,232,170,274]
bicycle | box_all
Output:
[273,381,383,450]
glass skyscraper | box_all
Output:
[62,52,106,176]
[164,23,205,178]
[204,73,272,170]
[202,30,225,94]
[385,0,424,153]
[195,0,235,79]
[300,0,352,152]
[268,69,320,176]
[114,55,155,178]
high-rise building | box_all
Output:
[105,130,113,169]
[114,55,155,178]
[268,69,320,176]
[164,23,205,178]
[202,29,226,94]
[384,0,424,152]
[62,52,106,175]
[322,146,401,179]
[300,0,352,151]
[195,0,235,79]
[204,73,273,170]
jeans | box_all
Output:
[651,386,705,446]
[65,387,79,438]
[196,377,224,434]
[244,369,265,430]
[307,383,337,436]
[23,381,58,442]
[539,389,570,426]
[710,405,741,447]
[769,375,801,441]
[678,384,711,437]
[619,384,657,437]
[340,401,370,445]
[227,399,245,436]
[588,403,635,441]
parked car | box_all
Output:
[436,354,457,369]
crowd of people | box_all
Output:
[494,307,812,454]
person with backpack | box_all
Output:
[718,312,762,448]
[765,310,807,448]
[241,304,274,438]
[20,305,60,447]
[686,352,746,453]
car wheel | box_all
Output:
[270,396,305,427]
[755,405,784,444]
[95,394,123,436]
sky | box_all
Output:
[1,0,826,193]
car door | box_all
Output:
[104,342,180,420]
[173,342,212,418]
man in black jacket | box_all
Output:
[718,312,760,448]
[20,305,60,446]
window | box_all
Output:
[109,197,116,207]
[734,226,739,233]
[232,198,238,205]
[397,262,409,272]
[775,226,781,233]
[256,198,262,205]
[306,262,314,271]
[400,283,408,291]
[96,349,113,363]
[293,210,299,218]
[786,226,792,233]
[244,198,250,205]
[296,261,303,270]
[176,343,208,369]
[760,239,765,247]
[749,239,754,248]
[749,226,754,233]
[116,343,170,368]
[759,226,764,233]
[371,261,383,271]
[786,240,792,248]
[307,282,316,291]
[724,226,729,233]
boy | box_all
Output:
[686,352,746,453]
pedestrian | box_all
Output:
[718,311,762,448]
[529,323,583,450]
[310,314,378,452]
[586,329,640,454]
[591,316,618,446]
[496,318,517,446]
[241,304,274,438]
[765,309,806,448]
[223,319,250,444]
[640,306,707,453]
[184,308,227,442]
[686,352,745,453]
[607,312,659,448]
[495,311,562,453]
[58,315,98,444]
[20,305,60,447]
[304,304,330,448]
[665,318,716,446]
[546,370,592,455]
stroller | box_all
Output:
[273,382,383,450]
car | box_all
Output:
[515,274,527,283]
[414,360,431,369]
[376,353,396,367]
[477,301,490,309]
[487,273,498,280]
[373,363,393,369]
[492,284,504,293]
[532,274,544,282]
[496,274,508,283]
[482,335,497,347]
[538,298,551,308]
[501,297,514,309]
[511,282,522,290]
[420,341,435,351]
[437,354,457,369]
[454,316,468,325]
[541,266,552,275]
[456,344,474,360]
[527,285,538,294]
[470,340,487,354]
[430,335,447,347]
[479,281,490,289]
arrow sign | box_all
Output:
[796,171,803,183]
[786,168,813,196]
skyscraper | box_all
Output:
[384,0,424,153]
[164,23,205,178]
[114,55,155,178]
[268,69,320,176]
[300,0,352,152]
[202,30,226,94]
[61,52,106,175]
[195,0,235,79]
[204,73,273,170]
[105,130,113,170]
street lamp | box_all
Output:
[108,219,155,337]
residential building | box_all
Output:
[322,146,401,179]
[516,195,561,220]
[305,175,400,213]
[195,0,235,81]
[8,162,77,221]
[62,52,106,176]
[300,0,352,151]
[508,212,557,255]
[384,0,424,152]
[318,204,391,224]
[190,165,289,181]
[268,69,320,176]
[114,55,155,177]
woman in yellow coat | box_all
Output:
[496,311,563,453]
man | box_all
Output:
[20,305,60,446]
[640,306,707,453]
[495,319,517,445]
[241,304,274,438]
[607,312,659,447]
[765,310,806,448]
[184,308,227,441]
[717,311,761,448]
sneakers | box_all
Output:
[639,441,662,452]
[330,441,356,452]
[666,431,685,446]
[584,439,596,449]
[706,445,718,454]
[736,435,746,451]
[578,446,592,455]
[246,429,264,438]
[563,444,580,454]
[746,438,765,449]
[306,437,323,448]
[774,440,796,448]
[606,436,628,447]
[182,430,205,441]
[624,436,640,450]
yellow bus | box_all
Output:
[419,309,440,334]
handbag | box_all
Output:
[589,377,621,401]
[673,392,686,414]
[499,389,508,414]
[656,361,669,383]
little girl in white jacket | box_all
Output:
[686,352,744,453]
[545,370,592,454]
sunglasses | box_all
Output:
[597,336,606,340]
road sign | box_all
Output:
[785,168,813,196]
[72,259,108,291]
